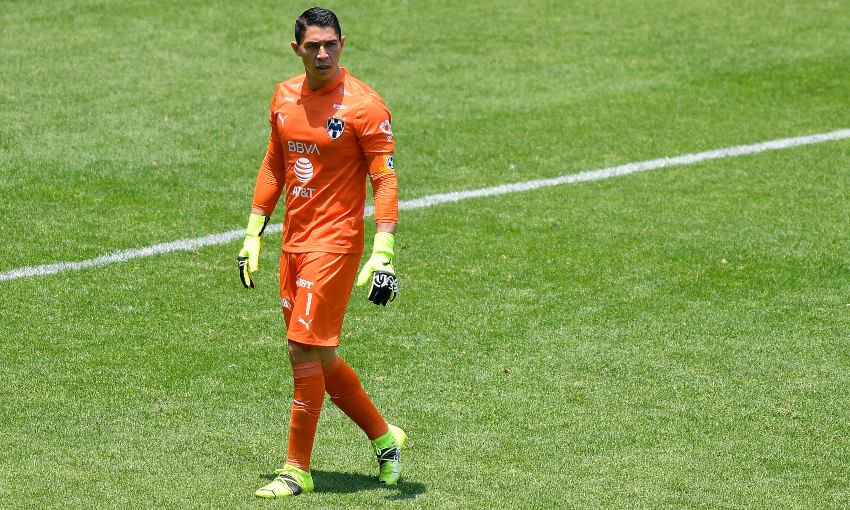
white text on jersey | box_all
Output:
[288,141,321,156]
[291,185,315,198]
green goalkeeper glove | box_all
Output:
[236,213,270,289]
[356,232,398,306]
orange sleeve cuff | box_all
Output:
[369,154,398,223]
[369,166,398,224]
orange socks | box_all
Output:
[323,356,388,440]
[285,360,325,472]
[285,356,388,471]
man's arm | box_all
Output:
[237,122,286,289]
[376,223,396,235]
[356,155,399,305]
[250,124,287,216]
[368,154,398,229]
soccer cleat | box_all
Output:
[372,424,407,485]
[254,464,314,498]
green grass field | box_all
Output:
[2,1,849,508]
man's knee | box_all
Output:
[287,339,336,366]
[287,339,310,360]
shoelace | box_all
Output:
[275,473,303,495]
[375,445,399,466]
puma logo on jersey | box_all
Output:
[297,317,314,331]
[288,141,321,155]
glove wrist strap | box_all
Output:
[372,232,395,257]
[246,213,270,237]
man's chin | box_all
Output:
[305,66,338,88]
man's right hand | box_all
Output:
[237,213,270,289]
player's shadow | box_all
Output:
[261,470,426,500]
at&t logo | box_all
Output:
[293,157,314,183]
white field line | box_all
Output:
[2,128,849,283]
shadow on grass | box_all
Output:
[261,470,426,500]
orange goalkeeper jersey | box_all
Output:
[253,67,396,254]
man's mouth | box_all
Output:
[316,64,331,72]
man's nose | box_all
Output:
[317,46,329,59]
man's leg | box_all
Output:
[255,341,335,499]
[285,341,336,470]
[323,356,407,485]
[323,355,388,439]
[256,250,339,499]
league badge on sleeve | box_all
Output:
[379,120,393,142]
[327,117,345,140]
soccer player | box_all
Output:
[236,7,405,499]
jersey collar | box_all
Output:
[301,67,347,97]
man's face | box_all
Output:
[291,25,345,88]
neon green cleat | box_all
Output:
[254,464,314,498]
[372,424,407,485]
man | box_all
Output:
[236,7,405,499]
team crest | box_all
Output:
[327,117,345,140]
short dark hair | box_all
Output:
[294,7,342,45]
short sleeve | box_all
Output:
[355,96,395,155]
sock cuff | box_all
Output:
[292,359,323,378]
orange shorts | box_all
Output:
[279,251,361,347]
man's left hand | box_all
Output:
[356,232,398,306]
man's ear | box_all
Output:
[290,40,300,55]
[339,35,346,50]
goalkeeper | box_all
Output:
[236,7,405,499]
